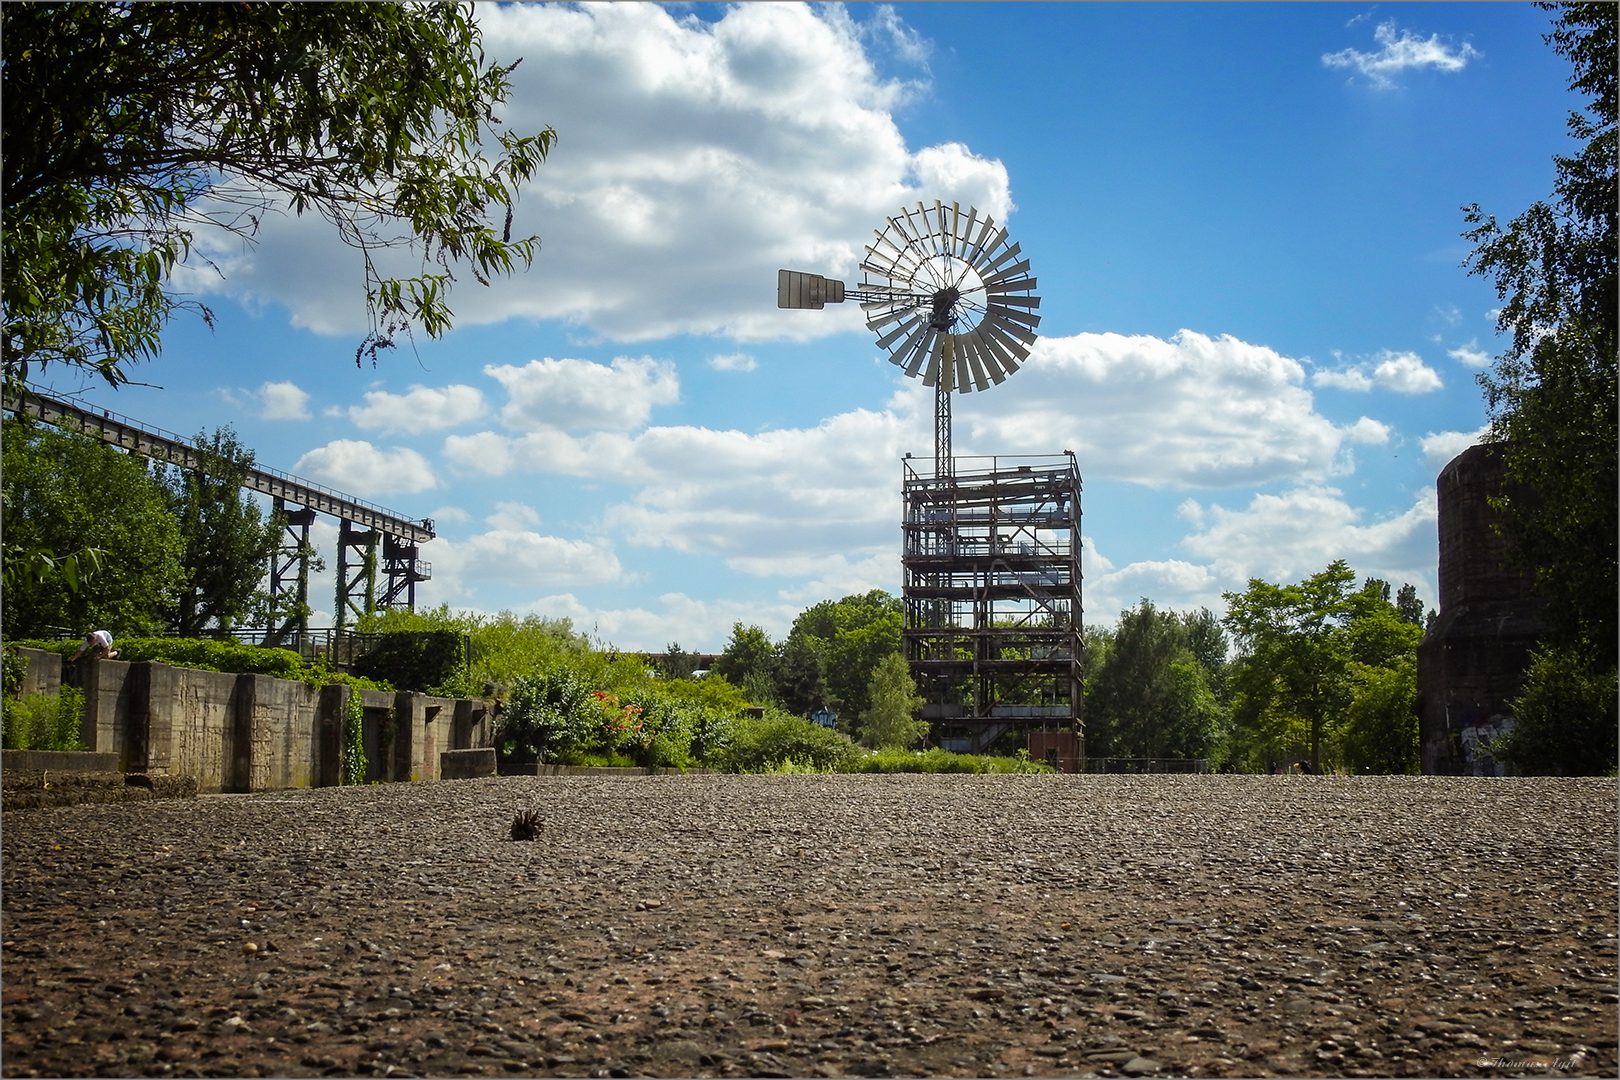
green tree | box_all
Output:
[157,427,280,635]
[1337,659,1421,775]
[788,590,903,721]
[661,642,699,681]
[2,2,554,391]
[858,652,928,750]
[711,623,777,704]
[1,418,183,637]
[1085,600,1227,762]
[772,631,829,717]
[1223,565,1422,773]
[1461,3,1616,775]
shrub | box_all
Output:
[14,637,308,680]
[1,687,86,751]
[717,708,862,773]
[352,629,464,691]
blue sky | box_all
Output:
[36,3,1578,650]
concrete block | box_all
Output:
[440,747,496,779]
[2,749,120,773]
[15,648,62,699]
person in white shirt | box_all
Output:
[69,630,117,662]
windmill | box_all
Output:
[777,200,1040,478]
[777,202,1082,765]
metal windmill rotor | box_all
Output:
[778,200,1041,478]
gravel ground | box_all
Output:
[1,773,1615,1080]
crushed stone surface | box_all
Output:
[1,773,1615,1079]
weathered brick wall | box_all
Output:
[1418,443,1546,775]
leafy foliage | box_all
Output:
[711,623,777,703]
[788,591,904,721]
[1223,563,1423,773]
[1460,3,1616,772]
[2,2,553,390]
[1465,11,1615,623]
[1,687,86,752]
[857,652,928,749]
[157,427,280,635]
[351,629,466,692]
[854,747,1054,775]
[1490,643,1619,775]
[716,708,863,774]
[1086,601,1228,762]
[1,418,183,637]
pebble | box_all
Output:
[0,773,1614,1078]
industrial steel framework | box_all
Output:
[902,453,1083,757]
[5,389,434,638]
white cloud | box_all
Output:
[1447,341,1491,368]
[446,402,921,560]
[428,530,622,593]
[958,329,1386,488]
[1312,350,1442,394]
[256,380,311,421]
[292,440,437,495]
[342,384,486,435]
[485,501,542,530]
[175,3,1011,344]
[429,506,472,524]
[515,591,804,652]
[1420,425,1490,468]
[1323,20,1480,89]
[486,356,679,432]
[709,351,759,372]
[1179,485,1438,601]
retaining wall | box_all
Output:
[10,647,494,794]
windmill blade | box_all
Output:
[874,313,923,350]
[919,333,945,386]
[865,307,910,335]
[967,225,1009,271]
[966,330,1009,384]
[953,338,973,393]
[989,303,1042,330]
[959,335,991,392]
[990,293,1041,309]
[984,275,1037,295]
[984,265,1033,291]
[949,202,964,258]
[974,324,1022,374]
[983,311,1037,350]
[983,244,1025,274]
[896,323,936,375]
[953,205,981,266]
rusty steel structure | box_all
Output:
[902,453,1083,756]
[5,388,432,641]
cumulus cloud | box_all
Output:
[485,501,542,530]
[1447,341,1492,368]
[428,530,623,593]
[292,440,437,495]
[176,3,1010,344]
[515,591,804,652]
[1312,350,1442,394]
[447,403,921,562]
[256,380,311,420]
[340,384,486,435]
[486,356,679,432]
[709,352,758,372]
[1323,20,1480,89]
[958,330,1388,488]
[1179,485,1438,600]
[1420,425,1491,468]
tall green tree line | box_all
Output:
[1462,2,1616,774]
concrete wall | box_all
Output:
[18,651,494,794]
[15,647,61,699]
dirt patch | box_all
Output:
[1,774,1614,1078]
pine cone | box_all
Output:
[510,808,544,841]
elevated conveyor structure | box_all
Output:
[902,453,1083,758]
[5,389,433,637]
